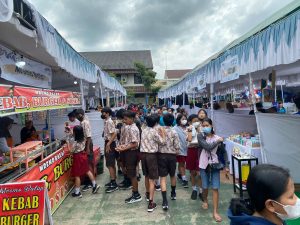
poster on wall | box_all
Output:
[0,44,52,89]
[0,180,53,225]
[220,55,239,83]
[15,146,73,214]
[0,85,81,116]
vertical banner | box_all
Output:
[0,180,53,225]
[220,55,239,83]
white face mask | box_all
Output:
[181,120,187,126]
[193,122,200,128]
[273,197,300,220]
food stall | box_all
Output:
[0,84,101,214]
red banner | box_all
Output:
[0,180,46,225]
[0,85,81,115]
[15,146,73,214]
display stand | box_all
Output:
[232,154,258,198]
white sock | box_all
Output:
[182,175,187,181]
[199,188,203,193]
[92,180,96,187]
[155,179,160,186]
[75,187,80,194]
[192,186,198,191]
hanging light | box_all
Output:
[15,55,26,68]
[74,79,78,85]
[92,85,95,89]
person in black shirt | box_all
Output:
[20,120,38,144]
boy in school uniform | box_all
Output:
[101,107,119,193]
[140,114,166,212]
[158,113,180,210]
[116,110,142,204]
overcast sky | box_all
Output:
[28,0,294,79]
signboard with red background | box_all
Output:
[0,180,48,225]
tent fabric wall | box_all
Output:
[0,0,13,22]
[211,111,258,138]
[256,113,300,183]
[159,7,300,99]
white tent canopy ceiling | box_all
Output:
[158,1,300,99]
[0,0,126,96]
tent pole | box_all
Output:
[210,83,214,121]
[80,79,85,110]
[281,84,284,103]
[100,83,104,107]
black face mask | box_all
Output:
[101,115,106,119]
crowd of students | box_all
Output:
[97,105,228,222]
[67,105,300,224]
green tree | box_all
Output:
[134,62,157,104]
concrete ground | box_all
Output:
[53,168,236,225]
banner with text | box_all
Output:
[0,85,81,116]
[220,55,239,83]
[0,180,52,225]
[15,146,73,214]
[0,44,52,89]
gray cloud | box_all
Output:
[28,0,294,78]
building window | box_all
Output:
[134,74,143,84]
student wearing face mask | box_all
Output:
[228,164,300,225]
[186,114,203,201]
[159,107,176,126]
[174,114,189,188]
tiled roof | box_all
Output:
[80,50,153,70]
[164,69,192,79]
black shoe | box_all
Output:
[171,192,176,200]
[182,180,189,188]
[105,181,112,188]
[145,192,150,202]
[105,183,119,193]
[82,184,92,192]
[199,192,204,202]
[118,170,123,176]
[162,200,169,210]
[125,193,142,204]
[191,190,197,200]
[177,173,182,181]
[71,192,82,198]
[92,184,100,194]
[155,185,161,191]
[147,202,157,212]
[119,180,132,190]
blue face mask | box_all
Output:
[162,110,168,115]
[202,127,212,134]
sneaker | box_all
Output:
[105,183,119,193]
[82,184,92,192]
[182,180,189,188]
[92,184,100,194]
[191,190,197,200]
[177,173,182,181]
[119,180,132,190]
[105,181,112,188]
[199,192,204,202]
[162,200,169,210]
[71,192,82,198]
[147,202,157,212]
[145,192,150,202]
[125,193,142,204]
[155,185,161,192]
[171,192,176,200]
